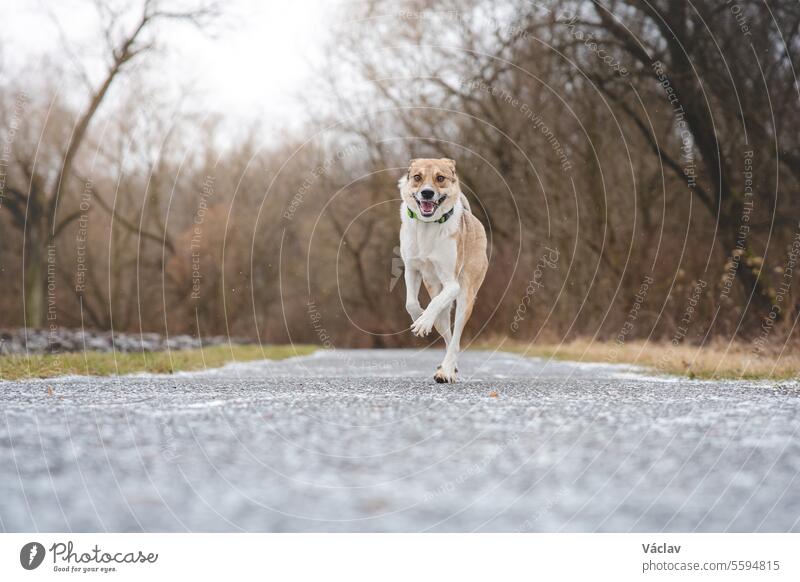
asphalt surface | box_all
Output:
[1,349,799,532]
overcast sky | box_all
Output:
[2,0,337,135]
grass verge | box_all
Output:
[477,338,799,380]
[0,344,316,381]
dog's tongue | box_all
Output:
[420,200,436,214]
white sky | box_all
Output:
[1,0,337,136]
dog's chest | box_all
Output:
[401,221,457,273]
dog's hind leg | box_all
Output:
[434,287,475,383]
[433,305,453,380]
[434,304,452,348]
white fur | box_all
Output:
[400,198,464,358]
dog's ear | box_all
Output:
[440,158,456,172]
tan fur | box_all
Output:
[454,210,488,288]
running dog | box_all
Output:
[398,158,488,383]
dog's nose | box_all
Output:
[420,189,435,200]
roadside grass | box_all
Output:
[476,338,800,380]
[0,344,316,381]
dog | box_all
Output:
[398,158,488,383]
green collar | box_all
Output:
[407,206,455,224]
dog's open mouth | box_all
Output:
[417,199,438,217]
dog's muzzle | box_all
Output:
[415,190,445,217]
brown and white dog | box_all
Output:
[398,158,488,383]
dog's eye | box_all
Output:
[413,174,422,182]
[436,175,445,183]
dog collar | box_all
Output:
[407,206,455,224]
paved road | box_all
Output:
[1,349,799,532]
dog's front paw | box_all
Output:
[411,313,435,337]
[434,364,457,383]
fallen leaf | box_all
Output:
[47,387,54,397]
[489,391,498,398]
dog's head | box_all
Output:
[398,158,460,221]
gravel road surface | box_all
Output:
[1,349,799,532]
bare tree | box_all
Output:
[2,0,220,328]
[561,0,800,320]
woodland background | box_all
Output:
[1,0,799,349]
